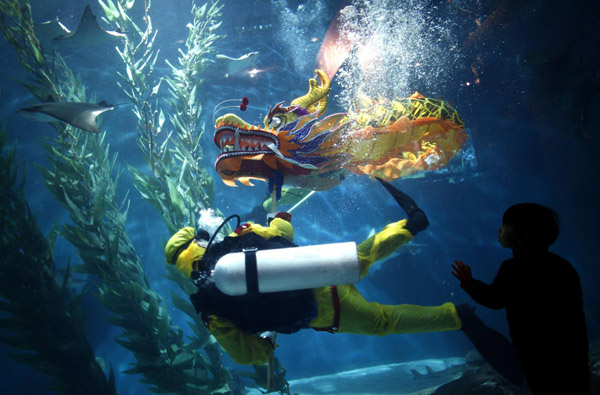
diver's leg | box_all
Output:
[376,177,429,236]
[358,178,429,279]
[456,304,524,385]
[355,179,429,279]
[356,220,413,279]
[328,285,461,335]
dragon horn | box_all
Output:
[291,69,331,115]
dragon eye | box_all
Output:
[269,116,282,128]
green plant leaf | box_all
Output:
[98,0,120,21]
[165,176,186,218]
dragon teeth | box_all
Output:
[219,131,271,153]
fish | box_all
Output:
[215,51,259,77]
[18,101,115,133]
[285,358,466,394]
[50,5,125,49]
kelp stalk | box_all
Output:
[100,0,220,234]
[0,128,116,394]
[99,0,232,392]
[1,1,229,393]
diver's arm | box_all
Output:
[207,315,275,365]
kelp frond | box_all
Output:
[0,1,230,393]
[106,0,222,234]
[102,1,233,391]
[103,1,291,392]
[0,127,117,394]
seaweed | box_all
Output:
[0,127,117,394]
[100,0,222,234]
[0,1,231,393]
[1,0,291,392]
[100,0,234,391]
[101,1,291,392]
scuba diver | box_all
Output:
[165,178,462,366]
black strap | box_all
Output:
[244,248,259,294]
[311,286,340,333]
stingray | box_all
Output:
[215,51,259,77]
[51,5,125,48]
[18,101,115,133]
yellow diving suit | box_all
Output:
[165,215,461,366]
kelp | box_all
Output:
[0,128,117,394]
[0,1,230,393]
[100,0,233,392]
[100,0,221,235]
[162,1,222,227]
[102,1,290,393]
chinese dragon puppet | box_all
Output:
[214,69,468,191]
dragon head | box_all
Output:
[213,70,333,187]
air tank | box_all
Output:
[212,242,359,296]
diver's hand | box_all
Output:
[260,331,278,348]
[451,260,473,287]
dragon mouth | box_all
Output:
[213,114,280,161]
[214,126,278,159]
[213,114,284,185]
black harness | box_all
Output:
[190,232,317,334]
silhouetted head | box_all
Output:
[501,203,560,250]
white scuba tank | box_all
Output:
[212,242,359,296]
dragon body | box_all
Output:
[214,70,468,190]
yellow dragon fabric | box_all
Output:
[214,69,468,190]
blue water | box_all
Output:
[1,0,599,394]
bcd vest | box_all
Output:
[190,232,317,334]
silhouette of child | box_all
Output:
[452,203,590,394]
